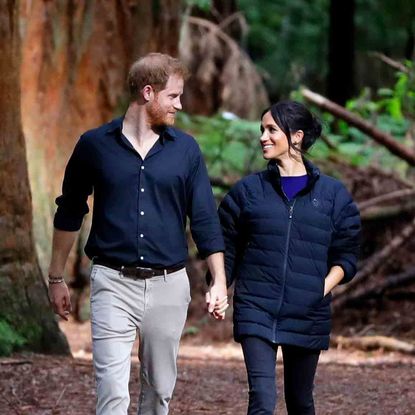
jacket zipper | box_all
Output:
[273,199,296,342]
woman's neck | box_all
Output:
[275,155,306,177]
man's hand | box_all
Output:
[206,282,229,320]
[48,282,72,321]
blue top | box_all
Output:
[281,175,309,200]
[54,117,225,267]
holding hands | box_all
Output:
[206,283,229,320]
[205,252,229,320]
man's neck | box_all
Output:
[121,103,162,159]
[122,102,160,146]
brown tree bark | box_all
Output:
[0,0,70,355]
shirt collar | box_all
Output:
[105,116,177,141]
[105,116,123,134]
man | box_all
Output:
[48,53,228,415]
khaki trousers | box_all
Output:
[90,264,190,415]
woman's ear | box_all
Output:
[292,130,304,146]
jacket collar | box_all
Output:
[267,157,320,198]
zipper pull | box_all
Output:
[289,205,293,219]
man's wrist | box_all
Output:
[48,275,65,284]
[48,266,65,284]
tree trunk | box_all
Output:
[327,0,355,105]
[0,0,70,355]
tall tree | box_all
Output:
[0,0,70,355]
[327,0,356,105]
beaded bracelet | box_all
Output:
[48,276,64,284]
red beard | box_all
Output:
[147,98,175,128]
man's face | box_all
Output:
[147,74,184,127]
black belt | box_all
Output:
[93,258,184,279]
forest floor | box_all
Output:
[1,317,415,415]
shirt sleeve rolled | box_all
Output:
[53,135,93,231]
[186,145,225,259]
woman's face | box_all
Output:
[260,111,290,160]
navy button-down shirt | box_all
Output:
[54,117,225,267]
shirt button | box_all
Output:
[140,211,144,216]
[141,166,145,170]
[140,234,144,238]
[141,188,145,192]
[140,256,144,260]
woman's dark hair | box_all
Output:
[261,100,322,153]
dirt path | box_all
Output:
[1,321,414,414]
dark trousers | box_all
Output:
[241,336,320,415]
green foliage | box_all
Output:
[183,325,200,336]
[0,320,26,356]
[176,112,264,180]
[176,63,414,189]
[237,1,415,98]
[185,0,212,12]
[301,62,415,173]
[355,0,415,55]
[238,0,329,98]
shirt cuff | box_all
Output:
[53,211,84,232]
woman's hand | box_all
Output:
[324,265,345,296]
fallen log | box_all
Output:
[334,267,415,307]
[301,88,415,166]
[363,164,415,190]
[358,188,415,211]
[332,335,415,354]
[333,215,415,309]
[360,200,415,221]
[0,359,32,365]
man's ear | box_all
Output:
[142,85,154,102]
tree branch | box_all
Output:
[369,52,409,73]
[301,88,415,166]
[332,215,415,309]
[358,188,415,210]
[360,200,415,221]
[334,267,415,307]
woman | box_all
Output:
[217,101,361,414]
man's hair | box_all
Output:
[127,53,189,99]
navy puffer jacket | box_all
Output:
[219,159,360,350]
